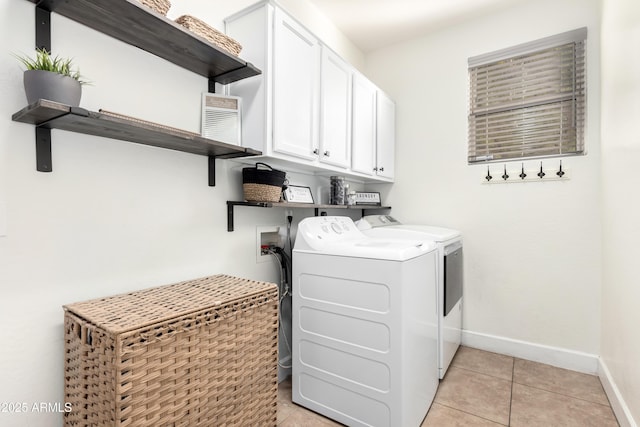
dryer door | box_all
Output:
[444,243,463,316]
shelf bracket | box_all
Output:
[35,6,51,52]
[207,79,216,186]
[35,127,53,172]
[208,156,216,186]
[33,5,53,173]
[227,201,234,231]
[227,201,271,231]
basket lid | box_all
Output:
[63,275,276,334]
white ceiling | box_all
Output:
[307,0,527,52]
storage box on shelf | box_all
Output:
[137,0,171,16]
[63,274,278,426]
[175,14,243,57]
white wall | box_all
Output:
[0,0,361,426]
[600,0,640,424]
[365,0,603,361]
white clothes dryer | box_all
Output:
[356,215,463,379]
[292,216,439,427]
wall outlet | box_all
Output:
[256,226,280,263]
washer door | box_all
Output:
[444,243,463,316]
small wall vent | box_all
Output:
[201,92,241,146]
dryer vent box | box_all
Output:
[201,93,241,146]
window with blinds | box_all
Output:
[468,28,587,163]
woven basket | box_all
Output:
[242,163,286,203]
[175,15,242,56]
[137,0,171,15]
[243,183,282,203]
[63,275,278,426]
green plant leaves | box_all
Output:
[14,48,88,85]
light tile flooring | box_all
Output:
[277,346,619,426]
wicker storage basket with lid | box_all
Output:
[137,0,171,15]
[63,274,278,426]
[242,162,286,203]
[175,15,242,56]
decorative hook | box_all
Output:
[485,166,493,182]
[502,165,509,181]
[519,163,527,180]
[537,162,546,178]
[557,160,565,177]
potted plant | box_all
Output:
[15,48,88,107]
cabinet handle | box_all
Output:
[373,167,378,172]
[313,148,319,155]
[324,151,330,157]
[379,167,384,172]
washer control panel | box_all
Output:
[298,216,362,242]
[294,215,435,259]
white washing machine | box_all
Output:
[292,216,439,427]
[356,215,463,379]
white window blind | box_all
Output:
[468,28,587,163]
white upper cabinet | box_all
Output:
[272,8,320,160]
[376,91,395,180]
[226,1,394,182]
[351,72,377,176]
[319,48,352,169]
[352,73,395,180]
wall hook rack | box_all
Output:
[482,160,571,184]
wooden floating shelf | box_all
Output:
[12,100,260,181]
[28,0,261,84]
[226,201,391,231]
[12,100,261,158]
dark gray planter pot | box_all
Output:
[23,70,82,106]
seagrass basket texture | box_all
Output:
[63,274,279,426]
[242,183,282,203]
[175,15,242,56]
[137,0,171,15]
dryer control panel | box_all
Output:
[356,215,402,230]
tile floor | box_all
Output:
[277,346,619,426]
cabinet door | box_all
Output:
[351,73,377,175]
[376,91,395,179]
[273,9,320,160]
[319,48,352,168]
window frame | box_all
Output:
[467,28,587,164]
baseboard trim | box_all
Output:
[461,330,599,374]
[599,358,638,427]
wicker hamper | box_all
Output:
[63,275,278,426]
